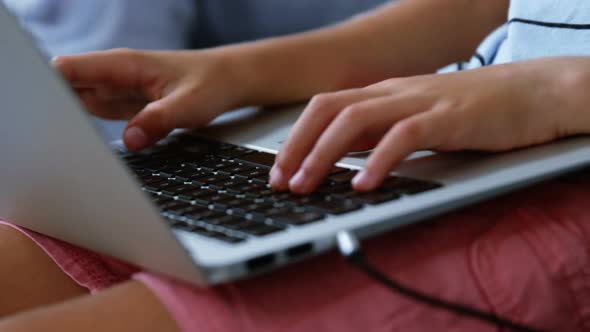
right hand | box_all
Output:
[53,48,249,151]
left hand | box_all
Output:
[270,57,590,194]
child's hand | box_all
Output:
[53,49,249,151]
[271,57,590,194]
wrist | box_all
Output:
[213,25,378,107]
[549,57,590,135]
[218,42,295,106]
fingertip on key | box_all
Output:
[352,171,379,192]
[269,166,288,191]
[123,126,148,151]
[289,169,315,194]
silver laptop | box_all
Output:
[2,5,590,286]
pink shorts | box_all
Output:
[3,174,590,332]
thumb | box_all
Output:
[122,87,212,151]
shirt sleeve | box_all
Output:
[3,0,198,56]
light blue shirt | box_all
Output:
[456,0,590,70]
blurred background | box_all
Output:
[3,0,389,141]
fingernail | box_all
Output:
[124,126,148,150]
[289,169,313,193]
[269,166,287,190]
[352,171,377,191]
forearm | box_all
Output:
[219,0,508,106]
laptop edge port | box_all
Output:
[286,243,314,259]
[246,254,276,272]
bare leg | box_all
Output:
[0,225,178,331]
[0,281,179,332]
[0,225,87,316]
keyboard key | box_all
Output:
[154,180,184,189]
[317,183,354,195]
[329,171,359,184]
[199,174,233,185]
[238,168,269,179]
[160,200,192,212]
[225,164,254,174]
[162,214,189,228]
[261,206,292,217]
[236,152,276,168]
[188,158,233,171]
[352,191,401,205]
[192,227,226,238]
[272,210,326,225]
[142,180,170,193]
[224,199,255,216]
[157,166,192,179]
[176,187,216,202]
[257,189,274,198]
[180,169,207,178]
[184,172,211,186]
[213,178,249,191]
[218,142,237,150]
[142,176,167,185]
[380,177,442,195]
[181,145,213,156]
[270,192,295,201]
[228,219,261,230]
[175,138,220,154]
[204,215,246,227]
[284,194,324,206]
[156,182,186,196]
[185,210,227,222]
[133,168,151,176]
[177,205,207,215]
[309,198,362,215]
[250,176,270,184]
[133,159,171,171]
[218,147,254,159]
[326,190,358,200]
[123,154,153,164]
[183,188,217,206]
[232,183,269,198]
[168,182,198,192]
[242,202,275,213]
[330,166,349,175]
[204,193,235,206]
[211,199,244,211]
[151,195,174,206]
[241,223,284,236]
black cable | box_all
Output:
[336,231,547,332]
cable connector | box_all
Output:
[336,231,360,257]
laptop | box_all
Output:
[2,4,590,286]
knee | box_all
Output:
[0,223,52,282]
[0,224,36,254]
[0,224,87,317]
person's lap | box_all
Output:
[0,225,178,331]
[1,173,590,331]
[0,225,86,317]
[172,173,589,332]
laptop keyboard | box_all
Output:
[117,135,443,244]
